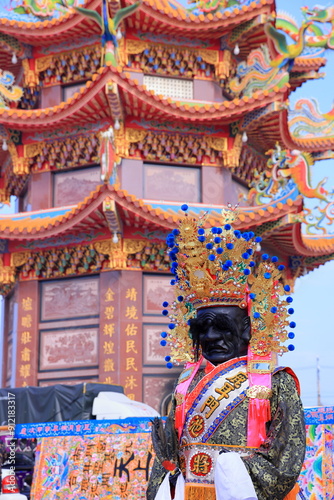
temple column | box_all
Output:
[15,280,39,387]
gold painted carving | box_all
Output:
[11,252,30,268]
[0,188,10,204]
[24,143,44,158]
[197,49,219,66]
[206,136,227,152]
[123,239,147,254]
[126,40,150,56]
[94,240,127,269]
[114,121,127,158]
[125,128,147,144]
[222,134,242,168]
[216,50,232,80]
[8,143,30,176]
[36,56,53,73]
[0,256,15,285]
[22,59,39,87]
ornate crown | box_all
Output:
[160,205,296,367]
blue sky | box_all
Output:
[0,0,333,406]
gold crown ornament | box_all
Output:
[160,204,296,368]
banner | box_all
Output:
[299,408,334,500]
[30,419,154,500]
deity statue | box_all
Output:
[147,206,306,500]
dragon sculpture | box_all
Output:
[275,5,334,50]
[289,98,334,140]
[264,20,313,68]
[247,145,332,205]
[61,0,141,66]
[13,0,76,18]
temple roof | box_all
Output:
[0,65,289,131]
[0,183,333,271]
[0,0,274,46]
[0,0,101,46]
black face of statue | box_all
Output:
[189,306,251,365]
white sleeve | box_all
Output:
[154,472,185,500]
[214,452,258,500]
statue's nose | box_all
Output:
[205,325,222,341]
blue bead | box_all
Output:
[162,310,168,316]
[224,224,231,230]
[271,307,277,313]
[249,293,256,300]
[165,356,171,361]
[262,254,269,260]
[162,301,169,307]
[198,228,205,235]
[288,344,295,351]
[243,269,250,275]
[255,236,262,243]
[226,243,234,250]
[234,230,241,237]
[211,227,218,234]
[198,236,206,242]
[290,322,296,328]
[284,285,290,292]
[208,255,215,261]
[225,260,233,267]
[172,229,180,236]
[178,296,184,302]
[242,252,249,259]
[288,308,294,314]
[170,280,176,285]
[222,264,229,271]
[249,261,255,267]
[161,332,167,338]
[253,312,260,318]
[166,362,173,369]
[242,233,249,240]
[160,340,167,346]
[206,243,213,249]
[217,227,223,234]
[264,272,271,279]
[249,231,255,238]
[287,297,293,303]
[288,332,295,339]
[181,204,188,211]
[271,256,278,262]
[247,249,253,255]
[216,247,224,254]
[278,265,285,271]
[214,237,221,244]
[168,323,175,329]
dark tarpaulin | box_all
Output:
[0,383,123,425]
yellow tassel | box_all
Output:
[185,483,216,500]
[284,483,300,500]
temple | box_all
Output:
[0,0,334,411]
